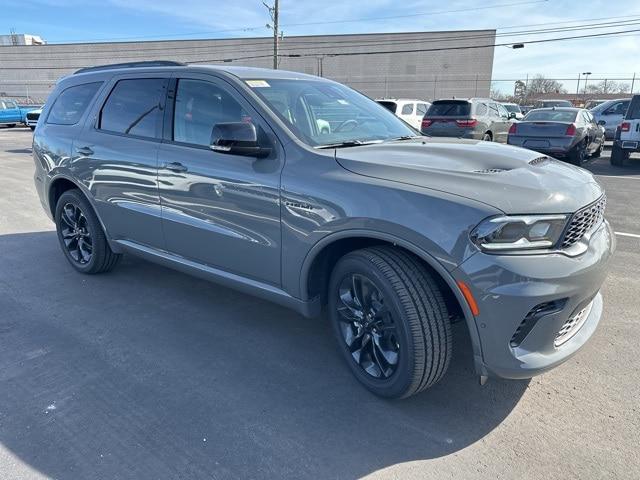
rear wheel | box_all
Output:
[328,246,452,398]
[29,126,36,131]
[6,123,16,128]
[55,189,121,274]
[610,145,629,166]
[592,142,602,158]
[569,140,587,166]
[482,132,492,142]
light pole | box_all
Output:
[582,72,592,98]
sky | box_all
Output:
[4,0,640,93]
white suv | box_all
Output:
[611,95,640,165]
[375,99,430,130]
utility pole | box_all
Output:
[631,73,636,94]
[264,0,280,69]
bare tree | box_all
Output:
[583,80,631,94]
[527,74,567,94]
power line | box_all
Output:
[3,16,640,62]
[3,27,639,70]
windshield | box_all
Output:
[503,104,521,113]
[246,79,416,147]
[523,110,577,122]
[426,101,471,117]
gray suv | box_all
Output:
[33,62,614,398]
[421,98,512,142]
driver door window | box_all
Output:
[174,79,248,147]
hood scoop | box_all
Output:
[473,168,511,174]
[529,156,551,166]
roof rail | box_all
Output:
[74,60,185,75]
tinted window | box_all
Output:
[416,103,428,115]
[605,101,629,115]
[627,97,640,119]
[503,104,521,113]
[46,82,102,126]
[174,79,248,146]
[524,110,578,122]
[99,79,165,138]
[401,103,414,115]
[376,101,397,113]
[427,101,471,116]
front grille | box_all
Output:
[26,112,40,121]
[555,300,593,347]
[561,195,606,248]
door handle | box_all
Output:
[164,162,188,173]
[76,146,94,156]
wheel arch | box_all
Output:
[299,230,484,367]
[47,174,119,252]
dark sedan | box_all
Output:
[508,107,604,165]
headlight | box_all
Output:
[471,214,569,252]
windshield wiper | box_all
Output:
[315,139,383,149]
[387,135,424,142]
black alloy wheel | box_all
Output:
[60,202,93,265]
[55,189,121,274]
[336,273,400,379]
[328,246,452,398]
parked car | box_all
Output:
[501,102,524,120]
[584,99,608,109]
[0,99,39,127]
[611,95,640,166]
[507,107,604,165]
[33,62,613,398]
[25,108,42,131]
[375,98,430,129]
[421,98,511,142]
[590,98,631,140]
[534,99,574,108]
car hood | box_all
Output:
[335,138,603,214]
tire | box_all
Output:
[592,142,602,158]
[7,123,16,128]
[55,189,121,274]
[29,126,36,131]
[482,132,492,142]
[328,246,452,398]
[569,140,587,166]
[610,145,629,166]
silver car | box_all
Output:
[508,107,605,165]
[590,98,631,139]
[33,62,614,398]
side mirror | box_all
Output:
[210,122,271,158]
[597,120,606,126]
[508,112,517,119]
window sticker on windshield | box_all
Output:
[246,80,270,88]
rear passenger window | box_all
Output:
[99,79,166,138]
[416,103,428,115]
[46,82,102,126]
[401,103,414,115]
[475,103,488,116]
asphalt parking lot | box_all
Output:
[0,126,638,480]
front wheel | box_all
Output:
[328,246,452,398]
[55,189,121,274]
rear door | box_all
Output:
[490,102,510,143]
[424,100,472,137]
[157,73,283,285]
[398,102,416,127]
[78,73,170,249]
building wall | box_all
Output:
[0,30,495,103]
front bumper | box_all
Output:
[455,219,615,379]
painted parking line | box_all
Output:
[595,175,640,180]
[615,231,640,239]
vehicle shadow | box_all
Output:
[0,231,529,480]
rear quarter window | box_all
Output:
[377,101,397,113]
[46,82,102,126]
